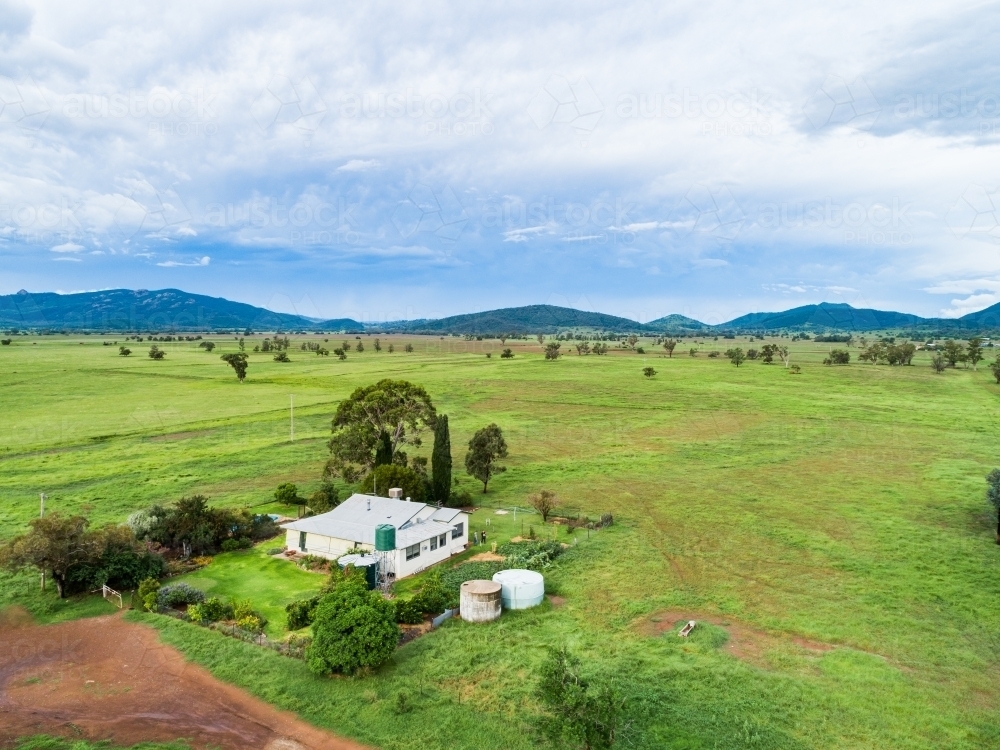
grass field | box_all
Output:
[3,333,1000,748]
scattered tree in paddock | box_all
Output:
[991,354,1000,383]
[273,351,290,362]
[931,354,947,373]
[689,347,698,357]
[576,342,590,355]
[941,339,966,368]
[529,489,557,522]
[545,342,562,360]
[663,339,677,357]
[118,346,131,357]
[501,348,514,359]
[374,338,382,352]
[199,341,216,352]
[148,345,165,360]
[388,343,395,353]
[221,352,249,382]
[987,469,1000,544]
[404,343,414,352]
[643,366,656,378]
[967,337,984,370]
[355,342,364,353]
[274,482,305,506]
[725,348,746,367]
[823,349,851,365]
[465,423,508,492]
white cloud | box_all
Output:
[337,159,380,172]
[53,256,82,262]
[156,256,210,267]
[50,242,84,253]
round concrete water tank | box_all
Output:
[460,579,502,623]
[339,553,379,590]
[375,524,396,551]
[492,569,544,610]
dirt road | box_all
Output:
[0,608,370,750]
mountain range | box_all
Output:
[3,289,1000,335]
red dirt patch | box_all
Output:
[0,612,369,750]
[547,595,566,608]
[640,610,834,667]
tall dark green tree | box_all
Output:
[374,431,393,467]
[431,414,452,505]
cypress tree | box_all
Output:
[431,415,452,505]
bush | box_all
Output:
[220,537,252,552]
[498,539,564,570]
[286,595,321,630]
[393,597,424,624]
[306,575,399,675]
[237,614,264,633]
[410,569,451,615]
[189,596,234,623]
[157,582,206,609]
[138,577,161,612]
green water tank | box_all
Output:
[375,524,396,551]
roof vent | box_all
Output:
[388,488,403,500]
[367,498,371,511]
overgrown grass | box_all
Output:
[4,333,1000,747]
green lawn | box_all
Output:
[3,333,1000,748]
[167,542,326,636]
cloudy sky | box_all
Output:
[1,0,999,324]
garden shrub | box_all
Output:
[286,595,321,630]
[306,575,399,675]
[237,614,263,633]
[220,537,252,552]
[138,577,161,612]
[393,597,424,624]
[157,582,206,609]
[410,569,451,615]
[498,540,564,570]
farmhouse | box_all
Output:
[280,489,469,580]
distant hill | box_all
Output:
[645,313,713,332]
[379,305,653,335]
[0,289,363,331]
[721,302,930,331]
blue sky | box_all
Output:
[1,0,999,324]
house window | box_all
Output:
[439,534,448,548]
[405,543,420,561]
[430,535,438,551]
[452,522,464,539]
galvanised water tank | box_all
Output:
[460,580,502,623]
[375,524,396,551]
[492,569,544,610]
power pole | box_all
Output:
[290,394,294,442]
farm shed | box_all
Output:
[281,490,469,580]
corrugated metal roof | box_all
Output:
[396,520,458,547]
[281,493,427,544]
[430,506,463,522]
